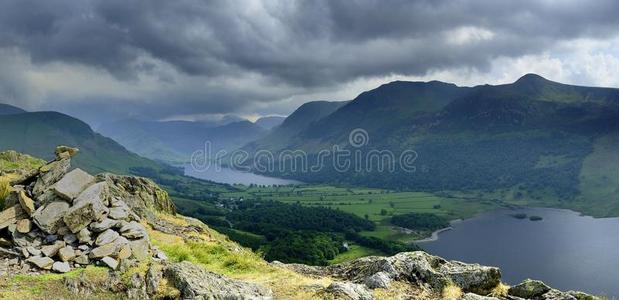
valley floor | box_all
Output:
[181,182,619,264]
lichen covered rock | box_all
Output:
[164,261,273,300]
[97,173,176,220]
[323,282,374,300]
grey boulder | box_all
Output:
[89,218,118,232]
[58,246,76,262]
[41,241,66,257]
[363,272,391,289]
[101,256,119,270]
[77,228,92,243]
[32,200,70,234]
[32,158,70,196]
[324,282,374,300]
[63,182,110,233]
[89,243,116,259]
[461,293,500,300]
[164,261,273,300]
[119,221,147,239]
[52,261,71,273]
[129,237,150,260]
[52,168,94,200]
[26,256,54,270]
[108,206,129,220]
[95,229,119,246]
[508,279,552,299]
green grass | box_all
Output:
[3,266,118,299]
[329,244,383,264]
[12,266,108,283]
[153,239,266,276]
[0,150,45,171]
[222,185,499,222]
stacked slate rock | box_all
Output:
[0,147,152,273]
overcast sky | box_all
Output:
[2,0,619,124]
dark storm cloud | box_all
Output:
[2,0,619,121]
[3,0,619,84]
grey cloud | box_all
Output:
[3,0,619,83]
[2,0,619,121]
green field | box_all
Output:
[217,184,506,244]
[175,180,596,263]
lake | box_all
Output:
[418,207,619,298]
[184,165,302,186]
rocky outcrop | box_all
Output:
[506,279,595,300]
[164,261,274,300]
[278,251,500,293]
[275,251,598,300]
[96,173,176,221]
[0,146,162,274]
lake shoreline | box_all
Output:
[184,165,303,186]
[413,218,463,243]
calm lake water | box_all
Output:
[184,165,302,185]
[418,208,619,298]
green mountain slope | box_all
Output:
[243,100,349,152]
[0,111,164,175]
[303,80,469,144]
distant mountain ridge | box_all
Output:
[0,103,27,115]
[98,118,268,163]
[255,116,285,130]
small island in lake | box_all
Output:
[511,213,528,219]
[529,215,543,221]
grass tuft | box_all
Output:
[489,282,510,297]
[0,178,12,209]
[441,283,463,300]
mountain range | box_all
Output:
[97,118,269,164]
[3,74,619,217]
[240,74,619,216]
[96,115,285,164]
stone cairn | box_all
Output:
[0,147,154,273]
